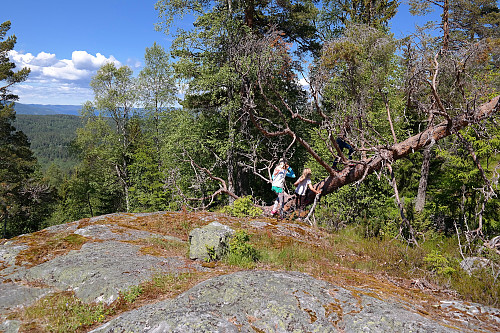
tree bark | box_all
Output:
[415,146,432,213]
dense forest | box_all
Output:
[14,114,82,170]
[1,0,499,304]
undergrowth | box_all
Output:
[251,224,499,306]
[316,226,500,306]
[221,196,263,218]
[223,229,260,268]
[17,291,111,332]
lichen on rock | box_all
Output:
[189,222,234,261]
[90,270,458,333]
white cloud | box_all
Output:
[126,58,142,69]
[29,51,58,67]
[298,78,309,87]
[11,82,94,105]
[72,51,120,70]
[8,50,122,105]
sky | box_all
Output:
[2,1,439,106]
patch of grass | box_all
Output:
[16,232,88,268]
[323,225,500,306]
[254,232,324,271]
[145,272,197,297]
[17,291,111,333]
[448,267,500,306]
[121,285,144,304]
[139,237,187,257]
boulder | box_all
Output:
[460,256,490,275]
[189,222,234,261]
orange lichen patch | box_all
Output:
[202,261,217,268]
[304,308,318,323]
[250,325,266,333]
[102,211,211,241]
[76,217,92,229]
[15,232,88,268]
[323,301,343,326]
[227,316,243,329]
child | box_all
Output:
[332,137,355,170]
[271,158,295,216]
[294,168,321,217]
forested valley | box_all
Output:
[1,0,500,306]
[14,114,82,170]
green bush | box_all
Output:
[222,196,262,218]
[224,229,260,268]
[424,250,456,276]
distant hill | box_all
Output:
[14,103,82,116]
[14,114,83,171]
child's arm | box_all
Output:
[308,183,321,194]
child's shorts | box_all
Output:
[272,186,283,194]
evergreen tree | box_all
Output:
[0,21,53,238]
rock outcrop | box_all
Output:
[189,222,234,261]
[1,211,499,333]
[91,270,461,333]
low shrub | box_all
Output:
[19,292,111,332]
[222,196,263,218]
[224,229,260,268]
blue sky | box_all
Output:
[2,1,439,106]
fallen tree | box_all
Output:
[313,96,500,197]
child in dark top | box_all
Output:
[294,168,321,217]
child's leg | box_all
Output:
[272,198,279,213]
[278,192,285,216]
[295,195,302,217]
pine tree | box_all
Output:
[0,21,50,238]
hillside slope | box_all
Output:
[1,212,499,332]
[14,114,82,170]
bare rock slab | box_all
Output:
[91,270,458,333]
[7,241,203,304]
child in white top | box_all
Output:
[294,168,321,217]
[271,159,295,216]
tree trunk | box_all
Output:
[415,146,432,213]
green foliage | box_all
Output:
[14,114,82,171]
[0,21,57,238]
[121,285,144,303]
[205,245,217,262]
[224,229,260,268]
[319,0,398,38]
[315,174,399,236]
[424,250,456,276]
[221,196,262,218]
